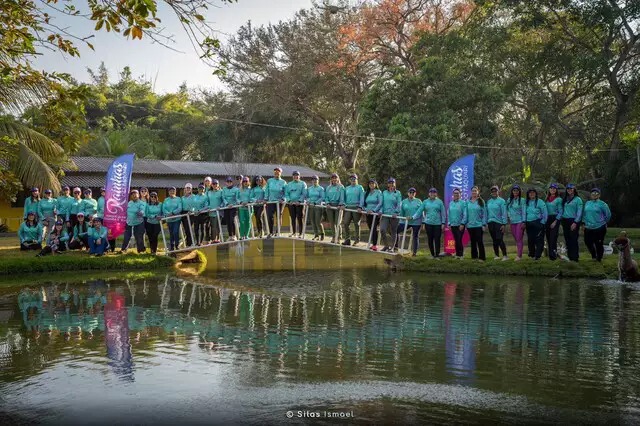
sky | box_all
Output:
[35,0,315,93]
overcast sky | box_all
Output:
[35,0,315,93]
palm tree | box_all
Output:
[0,62,68,194]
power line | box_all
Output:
[115,102,627,152]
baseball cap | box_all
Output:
[429,187,437,193]
[212,179,219,185]
[150,191,158,197]
[274,167,283,172]
[84,188,92,194]
[369,178,377,183]
[77,212,85,217]
[387,178,396,183]
[31,187,39,192]
[44,189,52,194]
[168,186,176,191]
[198,183,206,189]
[331,173,338,178]
[292,170,300,176]
[490,185,499,192]
[226,176,233,182]
[311,175,319,180]
[184,183,193,189]
[408,187,417,193]
[236,175,243,180]
[512,184,521,190]
[130,189,139,194]
[62,185,70,190]
[549,183,558,189]
[100,186,106,191]
[350,173,358,179]
[566,183,576,189]
[241,177,250,182]
[591,187,601,193]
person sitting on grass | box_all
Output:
[19,211,43,251]
[88,217,109,257]
[37,221,69,257]
[68,212,89,250]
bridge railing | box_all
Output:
[158,201,411,255]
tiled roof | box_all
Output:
[60,175,205,189]
[67,157,329,178]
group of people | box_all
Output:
[17,167,612,262]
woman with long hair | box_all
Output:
[507,185,526,261]
[399,187,422,256]
[306,175,326,241]
[583,188,611,262]
[37,220,68,257]
[19,211,43,251]
[191,184,209,245]
[447,188,467,259]
[265,167,287,237]
[38,189,57,237]
[82,188,98,219]
[380,178,402,252]
[145,192,164,254]
[120,190,147,253]
[88,217,109,256]
[558,183,583,262]
[486,186,508,261]
[57,185,73,229]
[238,177,253,239]
[69,187,84,230]
[180,183,195,247]
[222,177,240,240]
[162,187,183,253]
[341,173,365,246]
[251,176,267,237]
[466,186,487,261]
[545,183,563,260]
[23,187,40,219]
[525,188,548,260]
[363,179,382,250]
[324,173,345,243]
[68,212,89,250]
[412,188,446,258]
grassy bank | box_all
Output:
[402,255,625,279]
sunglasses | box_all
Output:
[73,191,81,194]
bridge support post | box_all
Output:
[160,219,168,255]
[400,218,408,255]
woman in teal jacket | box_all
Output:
[399,188,422,256]
[88,217,109,256]
[145,192,164,254]
[96,187,106,219]
[238,177,253,239]
[38,188,57,236]
[120,189,147,253]
[285,171,307,238]
[324,173,345,243]
[412,188,446,258]
[69,187,84,230]
[37,220,68,256]
[559,183,583,262]
[507,185,526,261]
[466,186,487,261]
[57,185,73,229]
[82,188,98,218]
[162,187,183,251]
[206,180,224,243]
[23,187,40,219]
[68,212,89,250]
[251,176,267,237]
[582,188,611,262]
[525,188,548,260]
[306,175,326,241]
[265,167,287,237]
[341,173,365,246]
[364,179,382,250]
[380,178,402,252]
[545,183,563,260]
[486,186,508,260]
[448,188,467,258]
[19,212,43,251]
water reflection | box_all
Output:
[1,273,640,423]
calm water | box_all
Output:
[1,270,639,424]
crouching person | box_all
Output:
[89,217,109,256]
[68,212,89,250]
[19,211,43,251]
[37,221,69,257]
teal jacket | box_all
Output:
[23,197,40,218]
[205,190,224,217]
[82,198,98,217]
[57,195,74,218]
[162,196,182,223]
[69,198,84,216]
[145,202,163,225]
[583,200,611,230]
[448,200,467,227]
[88,226,108,240]
[181,194,196,212]
[344,184,365,208]
[545,197,563,217]
[222,186,240,206]
[97,196,105,218]
[191,194,209,211]
[284,180,307,202]
[381,190,402,215]
[507,198,526,224]
[324,184,345,205]
[306,185,325,204]
[47,229,69,246]
[559,195,583,222]
[250,186,266,202]
[266,177,287,202]
[238,187,252,204]
[466,199,487,228]
[525,199,548,224]
[126,200,146,226]
[38,198,57,220]
[19,222,43,244]
[486,196,507,225]
[364,189,383,212]
[413,198,446,225]
[401,198,423,226]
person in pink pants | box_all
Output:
[506,184,526,261]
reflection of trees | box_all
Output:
[1,274,640,407]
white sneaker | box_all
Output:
[494,256,501,260]
[515,256,521,262]
[502,256,509,261]
[289,233,296,237]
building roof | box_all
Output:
[67,157,328,179]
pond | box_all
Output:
[1,270,639,424]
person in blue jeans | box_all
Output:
[398,188,422,256]
[120,189,147,253]
[88,217,109,256]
